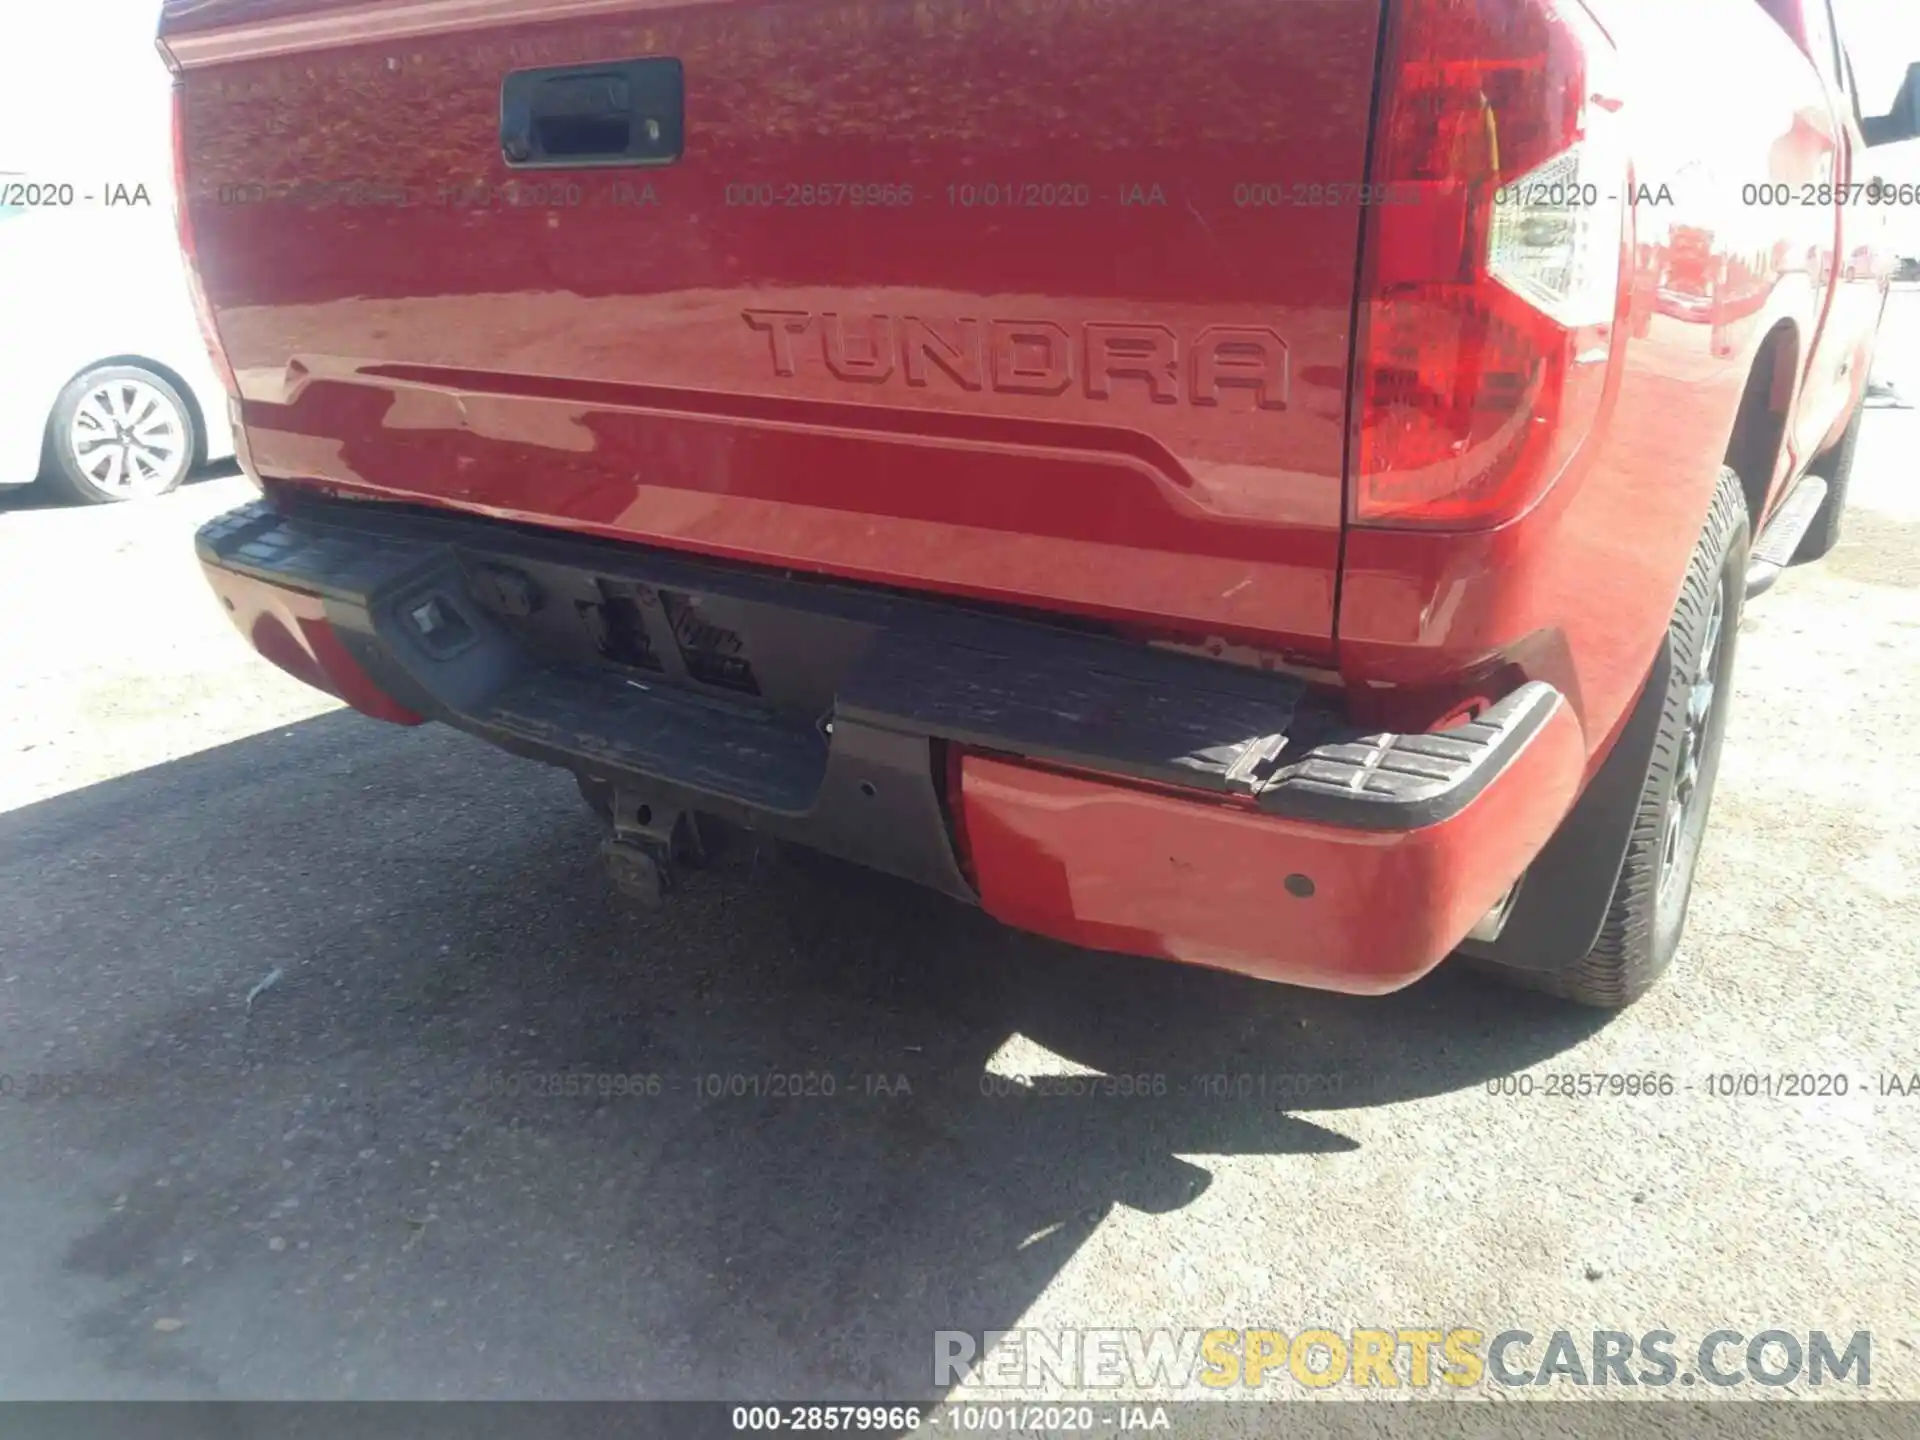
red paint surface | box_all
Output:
[167,0,1895,990]
[1341,0,1891,768]
[201,566,424,725]
[165,0,1383,656]
[959,691,1586,993]
[162,0,1894,760]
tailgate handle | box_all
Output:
[500,57,683,168]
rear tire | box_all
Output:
[1495,467,1749,1008]
[42,364,199,505]
[1793,398,1860,563]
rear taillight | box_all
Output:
[1352,0,1628,528]
[171,84,238,397]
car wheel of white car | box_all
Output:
[43,364,199,505]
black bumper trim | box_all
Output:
[1254,682,1563,830]
[197,497,1559,841]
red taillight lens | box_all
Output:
[171,84,238,397]
[1352,0,1627,528]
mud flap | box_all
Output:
[1455,638,1673,974]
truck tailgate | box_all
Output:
[162,0,1379,655]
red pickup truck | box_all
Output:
[163,0,1918,1007]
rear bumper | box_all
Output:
[961,730,1583,994]
[197,496,1584,993]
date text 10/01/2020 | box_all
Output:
[203,178,1379,210]
[21,174,1920,213]
[465,1071,1353,1102]
[472,1071,914,1100]
[1485,1072,1920,1098]
[169,175,1920,214]
[728,1406,1173,1433]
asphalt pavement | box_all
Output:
[1,298,1917,1410]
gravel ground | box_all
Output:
[1,299,1917,1414]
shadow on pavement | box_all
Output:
[0,711,1606,1398]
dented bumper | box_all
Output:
[198,495,1583,993]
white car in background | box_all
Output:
[0,184,233,504]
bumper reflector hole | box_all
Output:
[859,781,877,798]
[1284,873,1315,899]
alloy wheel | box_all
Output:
[66,377,189,498]
[1660,578,1726,898]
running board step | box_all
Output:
[1745,474,1827,598]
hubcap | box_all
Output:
[67,378,187,498]
[1660,580,1725,898]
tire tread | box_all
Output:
[1500,466,1749,1008]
